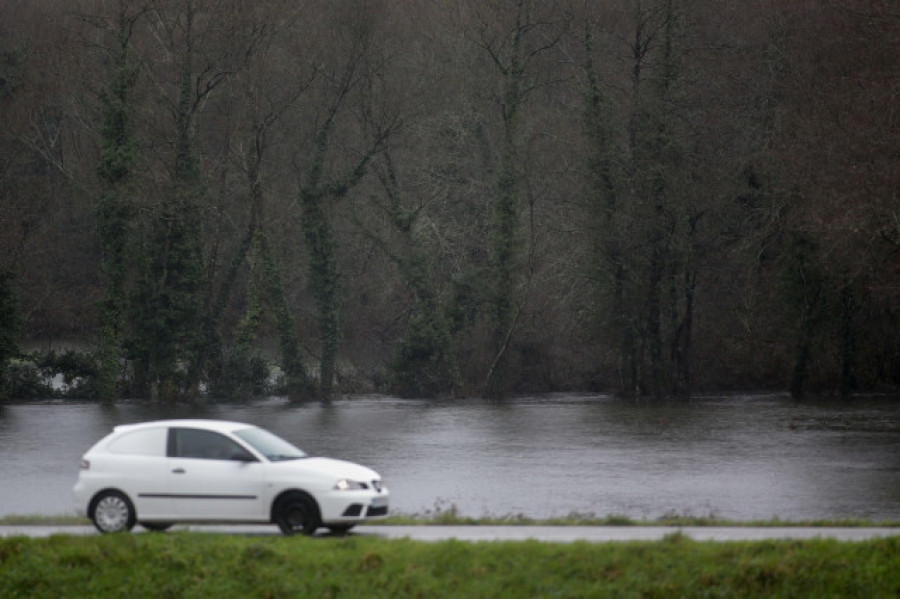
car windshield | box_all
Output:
[234,427,308,462]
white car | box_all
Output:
[73,419,389,535]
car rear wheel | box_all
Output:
[90,491,136,533]
[274,492,320,536]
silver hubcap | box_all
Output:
[95,495,130,532]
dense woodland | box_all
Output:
[0,0,898,401]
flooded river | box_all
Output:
[1,393,898,521]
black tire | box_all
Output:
[141,522,173,532]
[326,524,356,535]
[89,490,136,534]
[273,492,320,536]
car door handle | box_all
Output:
[172,468,185,474]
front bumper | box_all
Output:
[319,488,390,524]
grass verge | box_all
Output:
[2,511,898,528]
[378,512,900,528]
[0,515,90,526]
[1,532,898,597]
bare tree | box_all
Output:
[290,1,392,397]
[467,0,566,397]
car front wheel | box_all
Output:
[90,491,136,533]
[274,492,320,536]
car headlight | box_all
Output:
[334,478,367,491]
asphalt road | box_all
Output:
[2,524,899,542]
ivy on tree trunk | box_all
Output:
[95,5,141,401]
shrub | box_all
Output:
[2,351,100,400]
[207,347,273,400]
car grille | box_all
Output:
[367,505,388,517]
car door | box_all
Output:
[166,427,268,520]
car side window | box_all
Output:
[107,428,167,456]
[169,428,256,461]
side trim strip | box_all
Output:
[138,493,258,500]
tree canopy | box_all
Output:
[0,0,897,400]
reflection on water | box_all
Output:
[1,394,898,520]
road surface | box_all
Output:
[2,524,899,542]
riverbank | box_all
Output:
[4,512,899,528]
[1,532,898,597]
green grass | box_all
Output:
[0,514,90,526]
[0,532,898,597]
[373,500,900,527]
[379,512,900,528]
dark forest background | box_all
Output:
[0,0,898,401]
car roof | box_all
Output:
[112,419,255,435]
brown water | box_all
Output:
[1,393,898,521]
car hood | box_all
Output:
[273,456,380,481]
